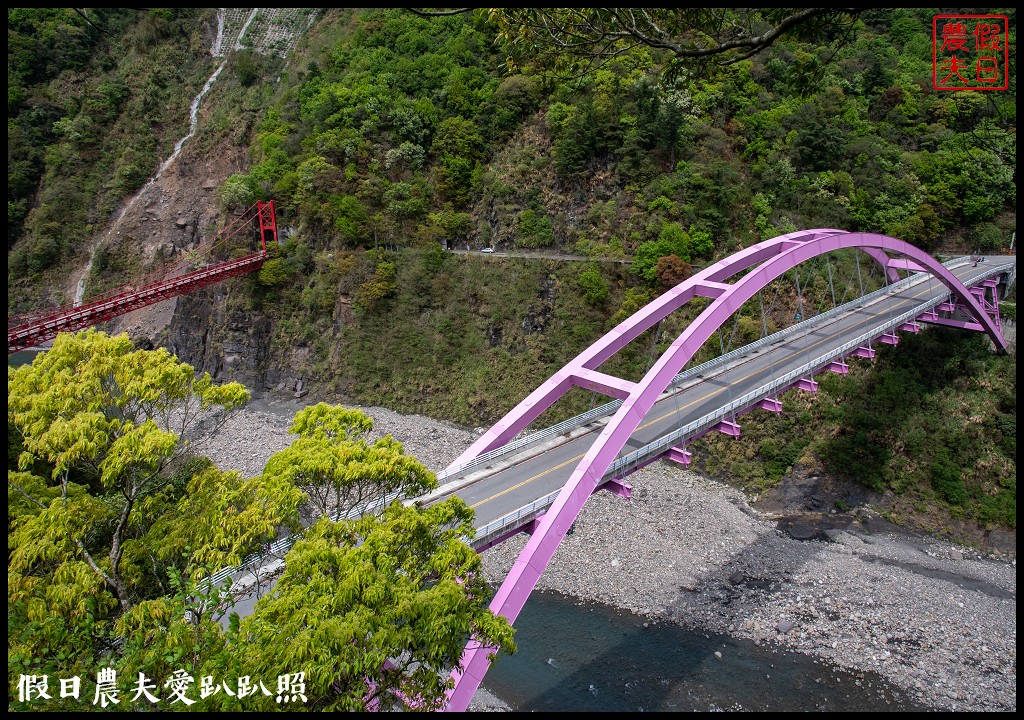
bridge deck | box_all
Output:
[425,257,1012,549]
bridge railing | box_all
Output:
[207,260,1009,564]
[434,399,624,483]
[469,259,1014,549]
[205,488,404,592]
[604,264,1009,481]
[439,257,974,484]
[8,253,268,352]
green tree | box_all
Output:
[329,194,371,245]
[355,260,398,310]
[234,48,260,87]
[431,116,485,205]
[688,227,714,259]
[8,330,304,709]
[257,257,293,286]
[485,8,861,82]
[220,173,259,211]
[578,263,610,307]
[552,100,598,180]
[9,330,517,713]
[631,222,691,285]
[515,208,555,248]
[229,500,516,711]
[264,403,436,519]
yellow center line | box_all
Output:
[471,452,586,508]
[470,278,956,510]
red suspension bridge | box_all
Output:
[7,201,278,354]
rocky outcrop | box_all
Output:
[167,286,272,392]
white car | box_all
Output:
[481,247,494,253]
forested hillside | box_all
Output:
[8,8,1016,545]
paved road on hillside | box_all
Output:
[447,248,630,263]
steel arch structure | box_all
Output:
[443,230,1008,710]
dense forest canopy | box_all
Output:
[8,8,1016,274]
[5,6,1018,712]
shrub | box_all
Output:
[578,264,609,307]
[257,257,292,286]
[929,448,968,505]
[515,209,554,248]
[27,236,60,272]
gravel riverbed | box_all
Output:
[193,398,1016,713]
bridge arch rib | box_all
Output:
[443,230,1006,710]
[447,230,1005,473]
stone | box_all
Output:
[679,576,699,591]
[778,619,795,634]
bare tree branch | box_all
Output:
[481,7,864,82]
[407,8,475,18]
[7,476,47,509]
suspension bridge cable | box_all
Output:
[759,274,786,339]
[725,298,746,352]
[834,249,856,308]
[758,290,767,338]
[826,253,837,309]
[794,265,805,321]
[643,319,663,376]
[855,251,865,301]
[12,202,269,322]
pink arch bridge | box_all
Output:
[441,230,1011,710]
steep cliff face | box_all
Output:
[166,286,272,393]
[165,277,326,402]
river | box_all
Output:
[482,589,927,712]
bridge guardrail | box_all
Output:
[434,399,624,483]
[206,488,404,591]
[208,260,1009,565]
[440,257,974,484]
[608,261,1011,480]
[469,259,1012,548]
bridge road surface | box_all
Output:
[432,256,1013,536]
[221,256,1011,623]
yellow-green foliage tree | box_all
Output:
[263,402,436,519]
[9,331,514,711]
[8,330,304,709]
[229,499,516,711]
[232,404,514,710]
